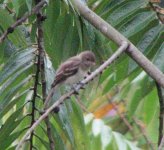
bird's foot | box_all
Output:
[71,84,79,95]
[77,81,85,89]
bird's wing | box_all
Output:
[52,58,81,87]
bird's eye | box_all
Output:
[86,58,90,61]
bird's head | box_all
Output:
[79,51,96,70]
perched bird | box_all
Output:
[51,50,96,88]
[44,51,96,108]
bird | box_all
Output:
[44,51,96,108]
[51,50,96,88]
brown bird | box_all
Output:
[44,51,96,108]
[52,50,96,88]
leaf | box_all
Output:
[0,9,27,47]
[12,0,20,16]
[35,134,51,150]
[0,63,33,95]
[1,129,24,149]
[26,0,32,12]
[0,89,30,119]
[67,98,90,150]
[0,75,32,111]
[85,115,141,150]
[44,0,80,67]
[153,41,164,72]
[105,0,148,26]
[0,47,35,85]
[50,122,66,150]
[0,107,24,145]
[55,104,75,147]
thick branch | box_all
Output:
[156,82,164,146]
[16,41,129,150]
[0,0,47,44]
[72,0,164,87]
[36,1,55,149]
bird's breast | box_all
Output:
[64,68,86,85]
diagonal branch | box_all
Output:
[72,0,164,88]
[0,0,47,44]
[16,41,129,150]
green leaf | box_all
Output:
[0,47,35,85]
[0,107,24,145]
[1,129,24,149]
[67,98,90,150]
[55,104,75,147]
[26,0,32,12]
[0,63,32,95]
[51,122,66,150]
[153,42,164,72]
[0,89,30,119]
[35,134,51,150]
[0,75,32,111]
[0,9,27,47]
[105,0,148,26]
[12,0,20,16]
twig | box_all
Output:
[35,1,55,149]
[111,103,134,134]
[72,0,164,87]
[4,3,14,14]
[29,51,40,150]
[0,0,47,44]
[133,117,155,150]
[149,1,164,24]
[155,82,164,146]
[16,41,129,150]
[75,95,90,113]
[98,85,135,138]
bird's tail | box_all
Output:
[44,87,56,109]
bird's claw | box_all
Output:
[71,84,79,95]
[78,81,85,89]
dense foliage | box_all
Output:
[0,0,163,149]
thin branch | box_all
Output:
[133,117,155,150]
[4,3,14,14]
[149,1,164,24]
[75,95,90,113]
[111,103,134,134]
[0,0,47,44]
[35,0,55,148]
[29,51,40,150]
[16,41,129,150]
[98,85,135,138]
[155,82,164,146]
[72,0,164,88]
